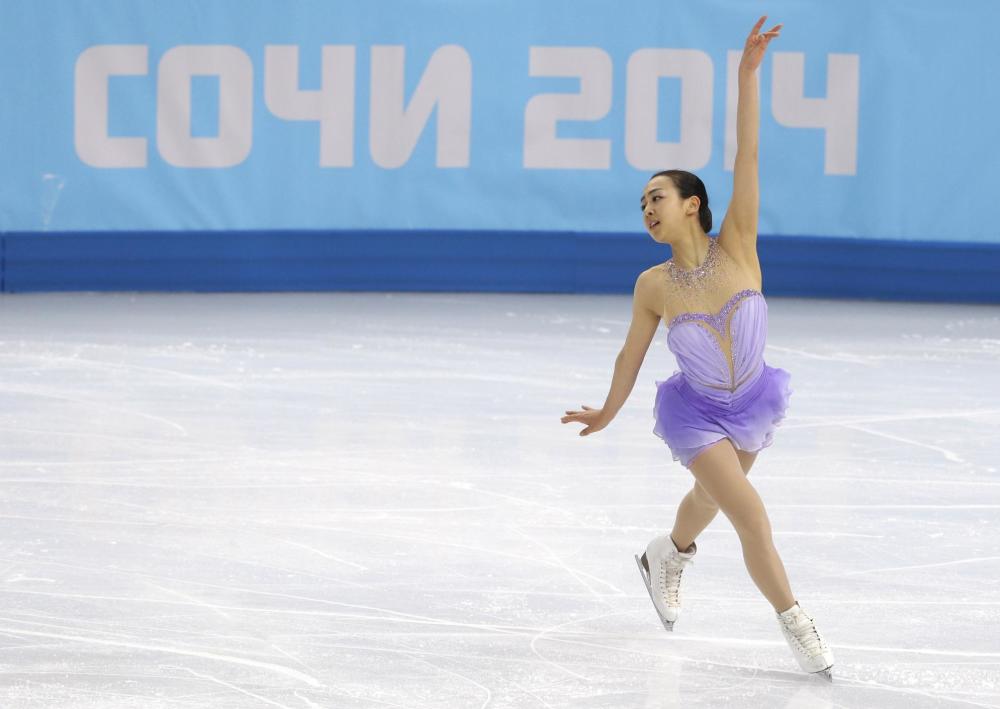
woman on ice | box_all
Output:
[561,16,835,679]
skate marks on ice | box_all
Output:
[544,623,999,709]
[520,606,818,707]
[0,293,998,707]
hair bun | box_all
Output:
[700,205,713,233]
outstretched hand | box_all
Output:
[740,15,782,73]
[561,404,608,437]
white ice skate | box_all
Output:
[634,533,696,631]
[776,602,834,681]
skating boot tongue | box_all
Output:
[777,603,834,675]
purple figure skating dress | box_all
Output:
[652,237,792,467]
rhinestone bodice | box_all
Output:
[662,238,768,401]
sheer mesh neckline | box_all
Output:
[667,288,762,330]
[664,237,719,287]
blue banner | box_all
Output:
[1,0,998,242]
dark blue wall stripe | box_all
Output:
[1,230,998,302]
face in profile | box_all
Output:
[640,175,702,243]
[641,176,680,242]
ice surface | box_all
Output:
[0,292,998,708]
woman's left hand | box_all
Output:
[740,15,782,73]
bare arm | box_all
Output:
[719,16,781,280]
[604,271,661,416]
[561,270,661,436]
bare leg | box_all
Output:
[669,482,719,552]
[670,447,758,552]
[687,439,795,612]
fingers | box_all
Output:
[561,405,603,435]
[748,22,782,53]
[560,414,600,435]
[561,407,598,428]
[750,17,781,44]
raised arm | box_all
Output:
[719,16,781,279]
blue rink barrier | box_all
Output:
[2,231,998,303]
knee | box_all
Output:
[731,512,773,543]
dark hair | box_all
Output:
[650,170,712,233]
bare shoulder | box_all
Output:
[634,264,667,318]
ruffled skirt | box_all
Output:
[653,364,792,468]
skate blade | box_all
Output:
[813,667,833,682]
[634,553,675,632]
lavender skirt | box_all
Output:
[653,364,792,468]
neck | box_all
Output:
[669,228,710,269]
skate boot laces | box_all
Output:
[779,607,829,657]
[658,549,694,606]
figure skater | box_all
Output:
[560,16,834,679]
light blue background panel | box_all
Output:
[0,1,998,297]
